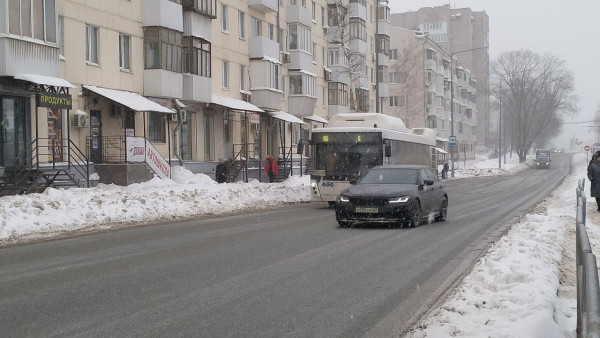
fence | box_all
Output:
[576,178,600,337]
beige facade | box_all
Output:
[390,5,490,154]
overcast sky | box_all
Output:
[388,0,600,148]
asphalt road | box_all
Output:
[0,153,573,337]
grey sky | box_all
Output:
[388,0,600,147]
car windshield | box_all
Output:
[357,168,418,185]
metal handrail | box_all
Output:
[576,178,600,337]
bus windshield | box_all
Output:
[313,141,382,180]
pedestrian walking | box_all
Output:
[264,155,279,183]
[588,150,600,211]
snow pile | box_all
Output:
[407,154,585,337]
[0,168,311,244]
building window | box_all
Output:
[356,88,369,111]
[390,96,399,107]
[312,1,316,21]
[182,0,217,18]
[238,11,245,38]
[269,62,281,90]
[278,28,285,52]
[117,34,130,70]
[148,112,166,143]
[288,23,311,52]
[221,4,228,32]
[240,65,247,91]
[86,24,99,64]
[322,86,326,106]
[312,43,317,62]
[144,27,182,72]
[9,0,57,42]
[321,6,326,26]
[222,61,229,89]
[349,18,366,41]
[426,49,436,60]
[252,17,262,37]
[389,72,398,84]
[268,23,274,40]
[289,73,316,96]
[328,82,348,106]
[389,49,398,60]
[183,36,211,77]
[377,35,389,54]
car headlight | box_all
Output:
[338,196,350,203]
[310,181,317,188]
[389,196,410,203]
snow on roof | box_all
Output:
[328,113,408,132]
[268,111,305,124]
[303,115,329,124]
[83,85,174,113]
[299,70,317,77]
[15,73,75,88]
[211,95,264,112]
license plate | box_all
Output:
[356,207,378,213]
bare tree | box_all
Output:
[327,0,368,112]
[388,38,423,128]
[491,50,577,162]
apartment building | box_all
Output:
[0,0,392,194]
[383,26,477,161]
[390,5,490,155]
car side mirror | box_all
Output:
[349,178,357,185]
[423,179,434,186]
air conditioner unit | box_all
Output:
[323,25,329,34]
[324,70,332,81]
[170,113,178,122]
[283,53,291,63]
[241,93,251,102]
[73,114,89,128]
[170,110,187,122]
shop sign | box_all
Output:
[37,92,73,110]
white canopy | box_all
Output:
[15,73,75,88]
[83,85,175,113]
[211,95,264,113]
[303,115,329,124]
[268,111,305,124]
[435,147,448,154]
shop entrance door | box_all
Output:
[1,97,28,169]
[90,110,102,163]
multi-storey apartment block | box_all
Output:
[2,0,463,194]
[390,5,490,155]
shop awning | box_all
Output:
[211,95,264,113]
[82,85,174,113]
[268,111,305,124]
[303,115,329,124]
[14,73,75,88]
[435,147,448,154]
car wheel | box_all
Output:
[337,218,352,228]
[408,200,421,227]
[435,197,448,222]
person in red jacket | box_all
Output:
[264,155,279,183]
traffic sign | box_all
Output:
[449,135,456,146]
[585,145,590,151]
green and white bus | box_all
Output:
[310,113,438,205]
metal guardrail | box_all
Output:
[576,178,600,337]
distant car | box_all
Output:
[334,165,448,228]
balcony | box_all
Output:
[349,39,367,55]
[0,37,59,77]
[377,21,390,36]
[144,69,183,99]
[377,82,388,97]
[287,4,312,26]
[349,2,367,20]
[249,36,280,61]
[142,0,183,32]
[249,0,278,13]
[183,11,212,39]
[425,59,436,71]
[183,73,211,102]
[251,88,283,111]
[288,96,317,117]
[289,50,313,71]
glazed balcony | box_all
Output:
[0,36,59,77]
[249,0,278,13]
